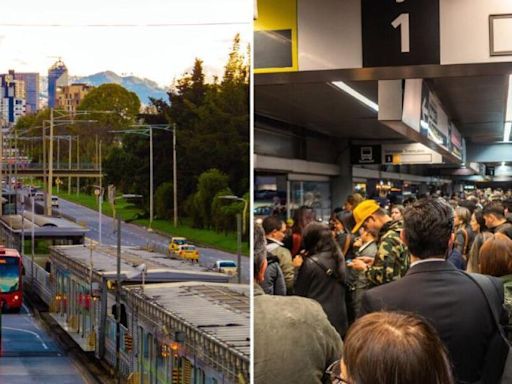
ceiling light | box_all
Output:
[504,121,511,142]
[331,81,379,112]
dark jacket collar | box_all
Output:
[406,259,456,276]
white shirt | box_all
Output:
[410,258,445,269]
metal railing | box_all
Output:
[22,257,52,304]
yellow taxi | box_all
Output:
[177,245,200,262]
[168,237,188,257]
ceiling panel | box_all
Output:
[430,75,507,143]
[255,81,403,140]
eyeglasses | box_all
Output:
[325,360,350,384]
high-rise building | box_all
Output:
[48,59,68,108]
[11,71,40,114]
[56,83,93,115]
[0,72,26,128]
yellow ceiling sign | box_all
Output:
[254,0,298,73]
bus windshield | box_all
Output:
[0,257,20,293]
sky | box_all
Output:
[0,0,252,88]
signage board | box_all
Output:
[449,122,463,160]
[254,0,298,73]
[402,79,452,151]
[382,143,443,165]
[420,82,449,149]
[350,145,381,165]
[361,0,440,67]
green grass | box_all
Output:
[54,189,249,255]
[133,217,249,256]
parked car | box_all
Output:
[34,192,44,201]
[214,260,237,276]
[51,196,59,208]
[176,244,200,262]
[168,237,188,257]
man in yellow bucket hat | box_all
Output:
[348,199,409,287]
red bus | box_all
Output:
[0,246,22,313]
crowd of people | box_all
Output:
[254,188,512,384]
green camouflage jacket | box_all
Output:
[366,220,409,287]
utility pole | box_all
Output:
[173,124,178,227]
[99,140,102,244]
[236,213,242,284]
[47,108,54,216]
[42,121,46,198]
[76,135,80,196]
[149,126,153,229]
[68,136,72,194]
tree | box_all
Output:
[154,182,174,220]
[194,169,229,229]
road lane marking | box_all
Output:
[4,326,49,350]
[22,303,32,315]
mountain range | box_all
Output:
[40,71,169,106]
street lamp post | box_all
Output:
[114,124,176,230]
[173,124,178,227]
[44,110,97,216]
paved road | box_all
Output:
[0,305,97,384]
[55,197,250,284]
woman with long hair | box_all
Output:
[285,205,316,258]
[294,222,348,336]
[466,208,491,273]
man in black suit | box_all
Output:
[359,198,504,384]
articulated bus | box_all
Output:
[0,246,22,313]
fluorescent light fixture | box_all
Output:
[331,81,379,112]
[505,121,511,142]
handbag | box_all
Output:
[464,272,512,384]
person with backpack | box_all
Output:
[454,206,474,259]
[294,222,349,337]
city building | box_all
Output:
[0,72,26,128]
[11,71,40,114]
[56,83,93,115]
[48,59,68,108]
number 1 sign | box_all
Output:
[362,0,440,67]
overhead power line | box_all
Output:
[0,21,250,28]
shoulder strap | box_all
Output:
[461,228,469,256]
[309,255,335,278]
[463,272,507,340]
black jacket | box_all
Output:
[294,251,348,337]
[493,221,512,240]
[359,260,502,384]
